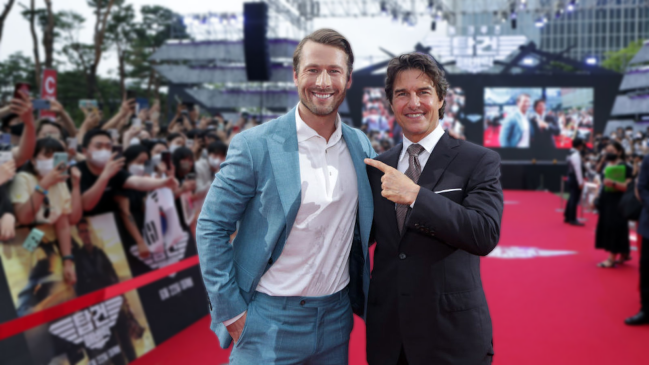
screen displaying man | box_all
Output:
[499,93,531,148]
[529,99,561,150]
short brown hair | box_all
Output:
[385,53,449,119]
[293,28,354,80]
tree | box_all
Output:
[601,40,644,73]
[0,52,35,96]
[105,3,136,97]
[85,0,119,98]
[0,0,15,44]
[21,0,42,91]
[41,0,55,69]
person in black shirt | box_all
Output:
[75,129,178,216]
[73,218,119,295]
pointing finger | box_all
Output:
[364,158,392,173]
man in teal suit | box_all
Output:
[196,28,375,364]
[499,93,532,148]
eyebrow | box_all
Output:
[394,86,434,94]
[303,64,344,70]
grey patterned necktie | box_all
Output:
[397,143,425,234]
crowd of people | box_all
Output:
[0,91,238,288]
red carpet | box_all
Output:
[132,191,649,365]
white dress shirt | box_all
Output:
[568,149,584,186]
[397,123,445,207]
[517,110,530,148]
[224,105,359,326]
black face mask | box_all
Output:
[10,123,24,136]
[605,153,618,161]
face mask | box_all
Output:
[35,158,54,176]
[209,156,223,169]
[180,161,192,171]
[129,138,140,146]
[91,149,112,167]
[10,123,24,136]
[151,154,162,166]
[169,144,180,153]
[451,104,459,113]
[626,131,633,137]
[605,153,618,162]
[128,163,145,176]
[201,149,208,159]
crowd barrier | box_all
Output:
[0,211,208,365]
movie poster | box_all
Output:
[0,213,156,364]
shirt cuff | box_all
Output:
[410,198,416,209]
[223,311,246,327]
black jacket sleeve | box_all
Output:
[0,183,14,217]
[405,150,504,256]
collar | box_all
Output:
[295,103,342,145]
[400,123,445,162]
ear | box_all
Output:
[346,72,353,90]
[293,69,299,88]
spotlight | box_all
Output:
[523,58,534,65]
[586,57,597,65]
[535,17,545,27]
[555,9,563,19]
[567,0,576,12]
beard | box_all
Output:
[298,85,348,117]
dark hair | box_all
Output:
[384,53,448,119]
[82,128,112,148]
[572,137,584,149]
[204,132,220,142]
[172,146,194,178]
[608,140,626,160]
[1,113,18,130]
[37,119,68,139]
[207,141,228,156]
[516,93,531,104]
[23,137,65,175]
[146,139,168,153]
[293,28,354,80]
[533,99,546,109]
[166,133,184,144]
[123,144,150,167]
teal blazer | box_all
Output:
[196,107,376,348]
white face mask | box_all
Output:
[169,144,180,153]
[151,153,162,166]
[35,158,54,176]
[208,156,223,169]
[128,163,145,176]
[91,149,112,167]
[451,104,459,113]
[201,149,208,159]
[129,137,140,145]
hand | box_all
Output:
[537,120,549,130]
[164,177,179,190]
[137,108,149,122]
[82,111,101,129]
[0,160,16,185]
[100,153,125,180]
[39,162,69,190]
[124,125,142,140]
[199,116,210,130]
[136,240,150,259]
[63,259,77,285]
[50,99,64,114]
[603,178,615,188]
[70,166,81,187]
[120,99,136,117]
[10,92,34,125]
[364,158,421,205]
[226,311,247,343]
[0,213,16,241]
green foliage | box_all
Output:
[601,40,645,73]
[0,52,35,98]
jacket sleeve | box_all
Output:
[499,117,513,148]
[405,149,504,256]
[196,133,256,324]
[638,155,649,210]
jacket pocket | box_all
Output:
[234,262,256,293]
[441,288,486,312]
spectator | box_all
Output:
[0,160,16,241]
[10,137,78,284]
[595,141,633,268]
[172,147,196,230]
[166,133,186,154]
[195,141,227,203]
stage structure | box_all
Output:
[609,40,649,132]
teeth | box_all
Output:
[313,93,333,99]
[406,113,423,117]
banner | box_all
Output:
[40,69,57,119]
[0,213,156,364]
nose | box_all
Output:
[315,70,332,89]
[407,92,420,109]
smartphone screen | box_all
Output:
[13,83,30,99]
[53,152,68,169]
[1,134,11,145]
[161,151,172,171]
[32,99,51,111]
[112,145,123,159]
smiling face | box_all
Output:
[293,41,351,117]
[389,69,444,143]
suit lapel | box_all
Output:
[379,144,402,241]
[267,108,301,228]
[418,132,460,191]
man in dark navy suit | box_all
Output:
[365,53,504,365]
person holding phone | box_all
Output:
[172,147,196,230]
[2,89,37,167]
[9,138,78,285]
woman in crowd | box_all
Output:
[172,147,196,231]
[115,144,150,258]
[9,138,81,283]
[595,141,633,268]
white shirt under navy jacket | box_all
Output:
[224,105,358,325]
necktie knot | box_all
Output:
[407,143,425,157]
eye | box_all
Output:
[307,69,318,73]
[329,70,340,74]
[420,90,430,95]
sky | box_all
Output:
[0,0,447,78]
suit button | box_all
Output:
[268,258,273,265]
[300,300,306,306]
[399,253,407,260]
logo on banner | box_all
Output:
[40,69,57,119]
[130,231,189,269]
[49,296,123,350]
[487,246,577,259]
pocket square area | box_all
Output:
[435,188,463,194]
